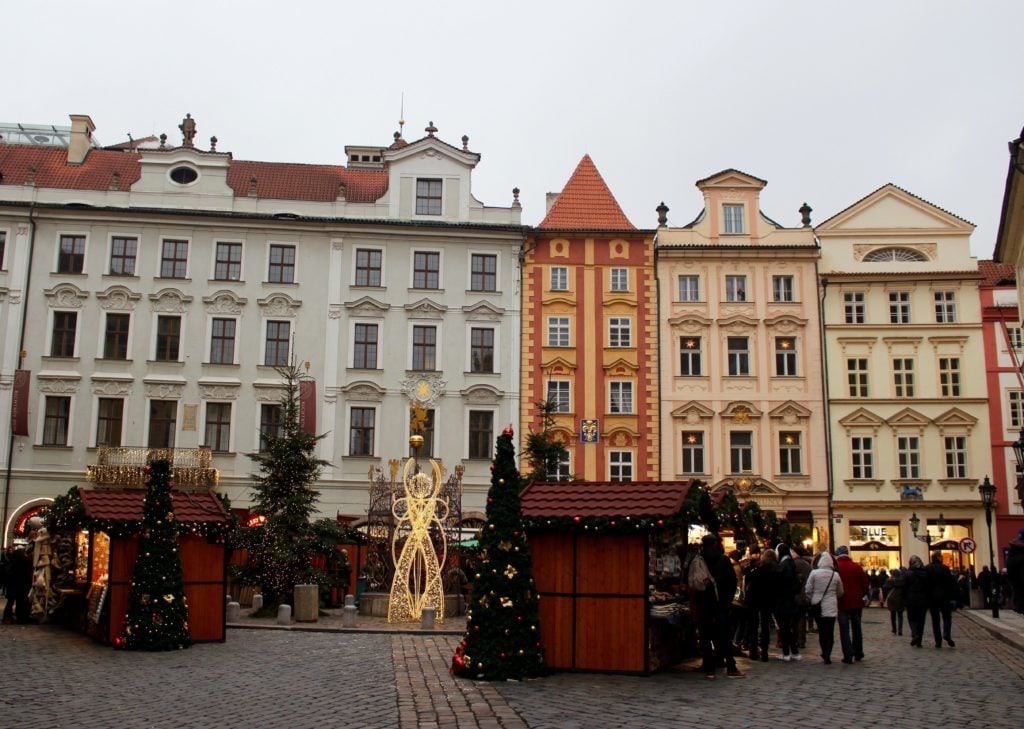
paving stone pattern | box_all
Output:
[1,609,1020,729]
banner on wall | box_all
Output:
[11,369,30,436]
[299,379,316,435]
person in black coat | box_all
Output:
[745,548,775,662]
[1,545,33,624]
[904,555,930,647]
[1008,532,1024,614]
[925,552,956,647]
[692,535,744,678]
[773,544,802,660]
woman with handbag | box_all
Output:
[804,551,844,664]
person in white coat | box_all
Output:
[805,552,844,664]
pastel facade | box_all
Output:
[656,170,828,544]
[520,156,659,482]
[818,184,990,569]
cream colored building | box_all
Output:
[818,184,989,570]
[656,170,828,545]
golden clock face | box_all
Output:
[416,380,432,399]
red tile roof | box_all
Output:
[979,259,1015,286]
[79,488,230,523]
[0,145,388,203]
[520,481,693,519]
[538,154,636,231]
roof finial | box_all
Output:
[799,202,812,227]
[159,133,167,149]
[425,121,437,137]
[512,187,521,208]
[656,201,669,227]
[398,92,405,138]
[179,113,197,148]
[210,135,218,152]
[462,134,469,151]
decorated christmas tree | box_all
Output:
[120,459,191,650]
[453,426,545,680]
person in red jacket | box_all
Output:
[835,546,870,664]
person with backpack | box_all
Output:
[774,543,802,661]
[689,535,744,679]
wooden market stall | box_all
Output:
[74,487,232,644]
[520,480,697,675]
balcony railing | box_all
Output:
[86,446,219,490]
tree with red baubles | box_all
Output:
[453,426,545,680]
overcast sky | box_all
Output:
[8,1,1022,258]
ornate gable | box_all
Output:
[404,298,447,319]
[346,295,390,318]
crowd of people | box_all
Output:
[683,532,1024,678]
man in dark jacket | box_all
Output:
[904,555,930,646]
[925,552,956,647]
[835,546,870,663]
[693,535,744,679]
[1008,531,1024,615]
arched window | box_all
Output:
[863,247,927,262]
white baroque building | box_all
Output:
[0,114,524,541]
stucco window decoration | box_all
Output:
[863,247,928,262]
[169,166,199,185]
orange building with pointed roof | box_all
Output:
[521,156,659,481]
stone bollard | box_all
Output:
[252,594,264,611]
[344,594,356,607]
[342,604,357,628]
[226,601,240,623]
[277,604,292,625]
[421,606,436,630]
[293,584,318,622]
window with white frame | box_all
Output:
[95,397,123,447]
[547,380,570,413]
[944,435,967,478]
[772,275,794,303]
[354,248,383,287]
[680,337,702,376]
[110,236,137,275]
[725,275,747,302]
[550,266,568,291]
[204,402,232,452]
[609,451,633,482]
[844,292,865,324]
[210,318,236,364]
[548,452,571,481]
[608,317,632,348]
[42,396,71,446]
[1008,326,1024,350]
[939,357,961,397]
[58,234,85,273]
[548,316,570,347]
[268,244,295,284]
[610,268,629,292]
[412,251,440,289]
[155,315,181,362]
[609,381,633,414]
[103,312,130,360]
[468,410,494,459]
[259,403,283,452]
[889,291,911,324]
[893,358,915,397]
[470,327,495,373]
[214,242,242,281]
[470,254,497,292]
[415,178,442,215]
[412,325,437,370]
[349,407,376,456]
[847,358,869,397]
[729,431,753,473]
[264,320,291,366]
[148,400,177,448]
[678,275,700,302]
[897,435,920,479]
[50,311,77,357]
[851,436,874,478]
[1010,391,1024,429]
[682,432,704,474]
[160,239,189,279]
[934,291,957,323]
[775,337,797,376]
[779,432,802,475]
[723,204,745,234]
[352,323,379,369]
[727,336,750,376]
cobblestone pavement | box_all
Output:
[1,609,1020,729]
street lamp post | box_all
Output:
[978,476,1000,619]
[909,512,946,546]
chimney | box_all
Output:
[68,114,96,165]
[545,192,560,213]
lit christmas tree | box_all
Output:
[453,426,545,680]
[120,459,191,650]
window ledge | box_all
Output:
[843,479,885,492]
[264,281,298,287]
[344,454,377,461]
[34,444,73,451]
[467,289,501,295]
[95,358,133,364]
[154,277,192,283]
[408,287,445,294]
[102,274,140,280]
[146,360,185,365]
[208,278,245,285]
[52,271,86,277]
[465,371,500,377]
[350,285,386,291]
[203,362,241,368]
[347,367,383,372]
[41,356,81,363]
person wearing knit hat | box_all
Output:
[836,545,849,556]
[835,545,870,663]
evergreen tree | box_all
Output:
[121,459,191,650]
[234,363,329,606]
[523,398,571,485]
[453,426,545,680]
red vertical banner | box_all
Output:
[11,369,30,436]
[299,379,316,435]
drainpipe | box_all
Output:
[815,251,836,552]
[2,204,36,546]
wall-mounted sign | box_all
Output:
[580,419,599,443]
[182,404,198,431]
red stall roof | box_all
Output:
[520,481,693,519]
[79,489,230,523]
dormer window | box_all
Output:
[864,247,927,262]
[723,204,745,234]
[169,166,199,185]
[416,178,442,215]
